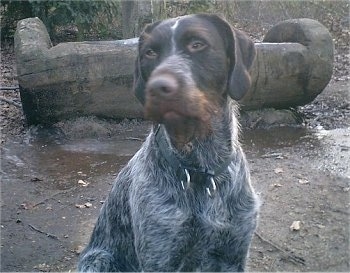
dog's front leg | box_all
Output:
[78,167,139,272]
[130,182,193,271]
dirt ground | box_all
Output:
[1,42,349,272]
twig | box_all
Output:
[254,231,306,266]
[0,96,21,107]
[125,137,143,141]
[33,186,78,208]
[260,152,283,159]
[28,224,59,240]
[250,117,262,129]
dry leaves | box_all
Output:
[290,220,301,231]
[78,179,89,187]
[75,202,92,209]
[274,167,284,174]
[298,179,310,185]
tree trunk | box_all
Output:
[121,0,138,39]
[121,0,165,39]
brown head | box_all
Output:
[134,14,256,147]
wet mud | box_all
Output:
[1,117,349,271]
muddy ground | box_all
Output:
[1,43,349,272]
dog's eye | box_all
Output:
[188,41,207,52]
[145,49,158,59]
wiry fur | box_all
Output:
[78,14,259,272]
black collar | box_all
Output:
[154,124,234,197]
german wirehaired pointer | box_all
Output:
[78,14,259,272]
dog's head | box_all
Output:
[134,14,256,143]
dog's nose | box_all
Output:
[147,74,178,98]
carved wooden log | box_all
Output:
[15,18,141,124]
[241,18,334,110]
[14,17,333,124]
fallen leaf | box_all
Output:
[298,179,309,184]
[84,202,92,208]
[273,183,282,188]
[77,171,87,177]
[74,245,85,254]
[34,263,50,271]
[78,180,89,187]
[290,220,301,231]
[274,168,284,174]
[20,202,33,210]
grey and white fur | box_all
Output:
[78,13,259,272]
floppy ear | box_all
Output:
[133,54,146,104]
[133,21,162,105]
[197,14,256,100]
[228,29,256,100]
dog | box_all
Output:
[78,13,259,272]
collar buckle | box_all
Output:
[206,176,217,198]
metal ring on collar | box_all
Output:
[206,177,217,197]
[181,168,191,190]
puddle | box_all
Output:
[60,139,138,156]
[3,124,349,189]
[3,134,144,189]
[243,126,350,177]
[2,123,348,197]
